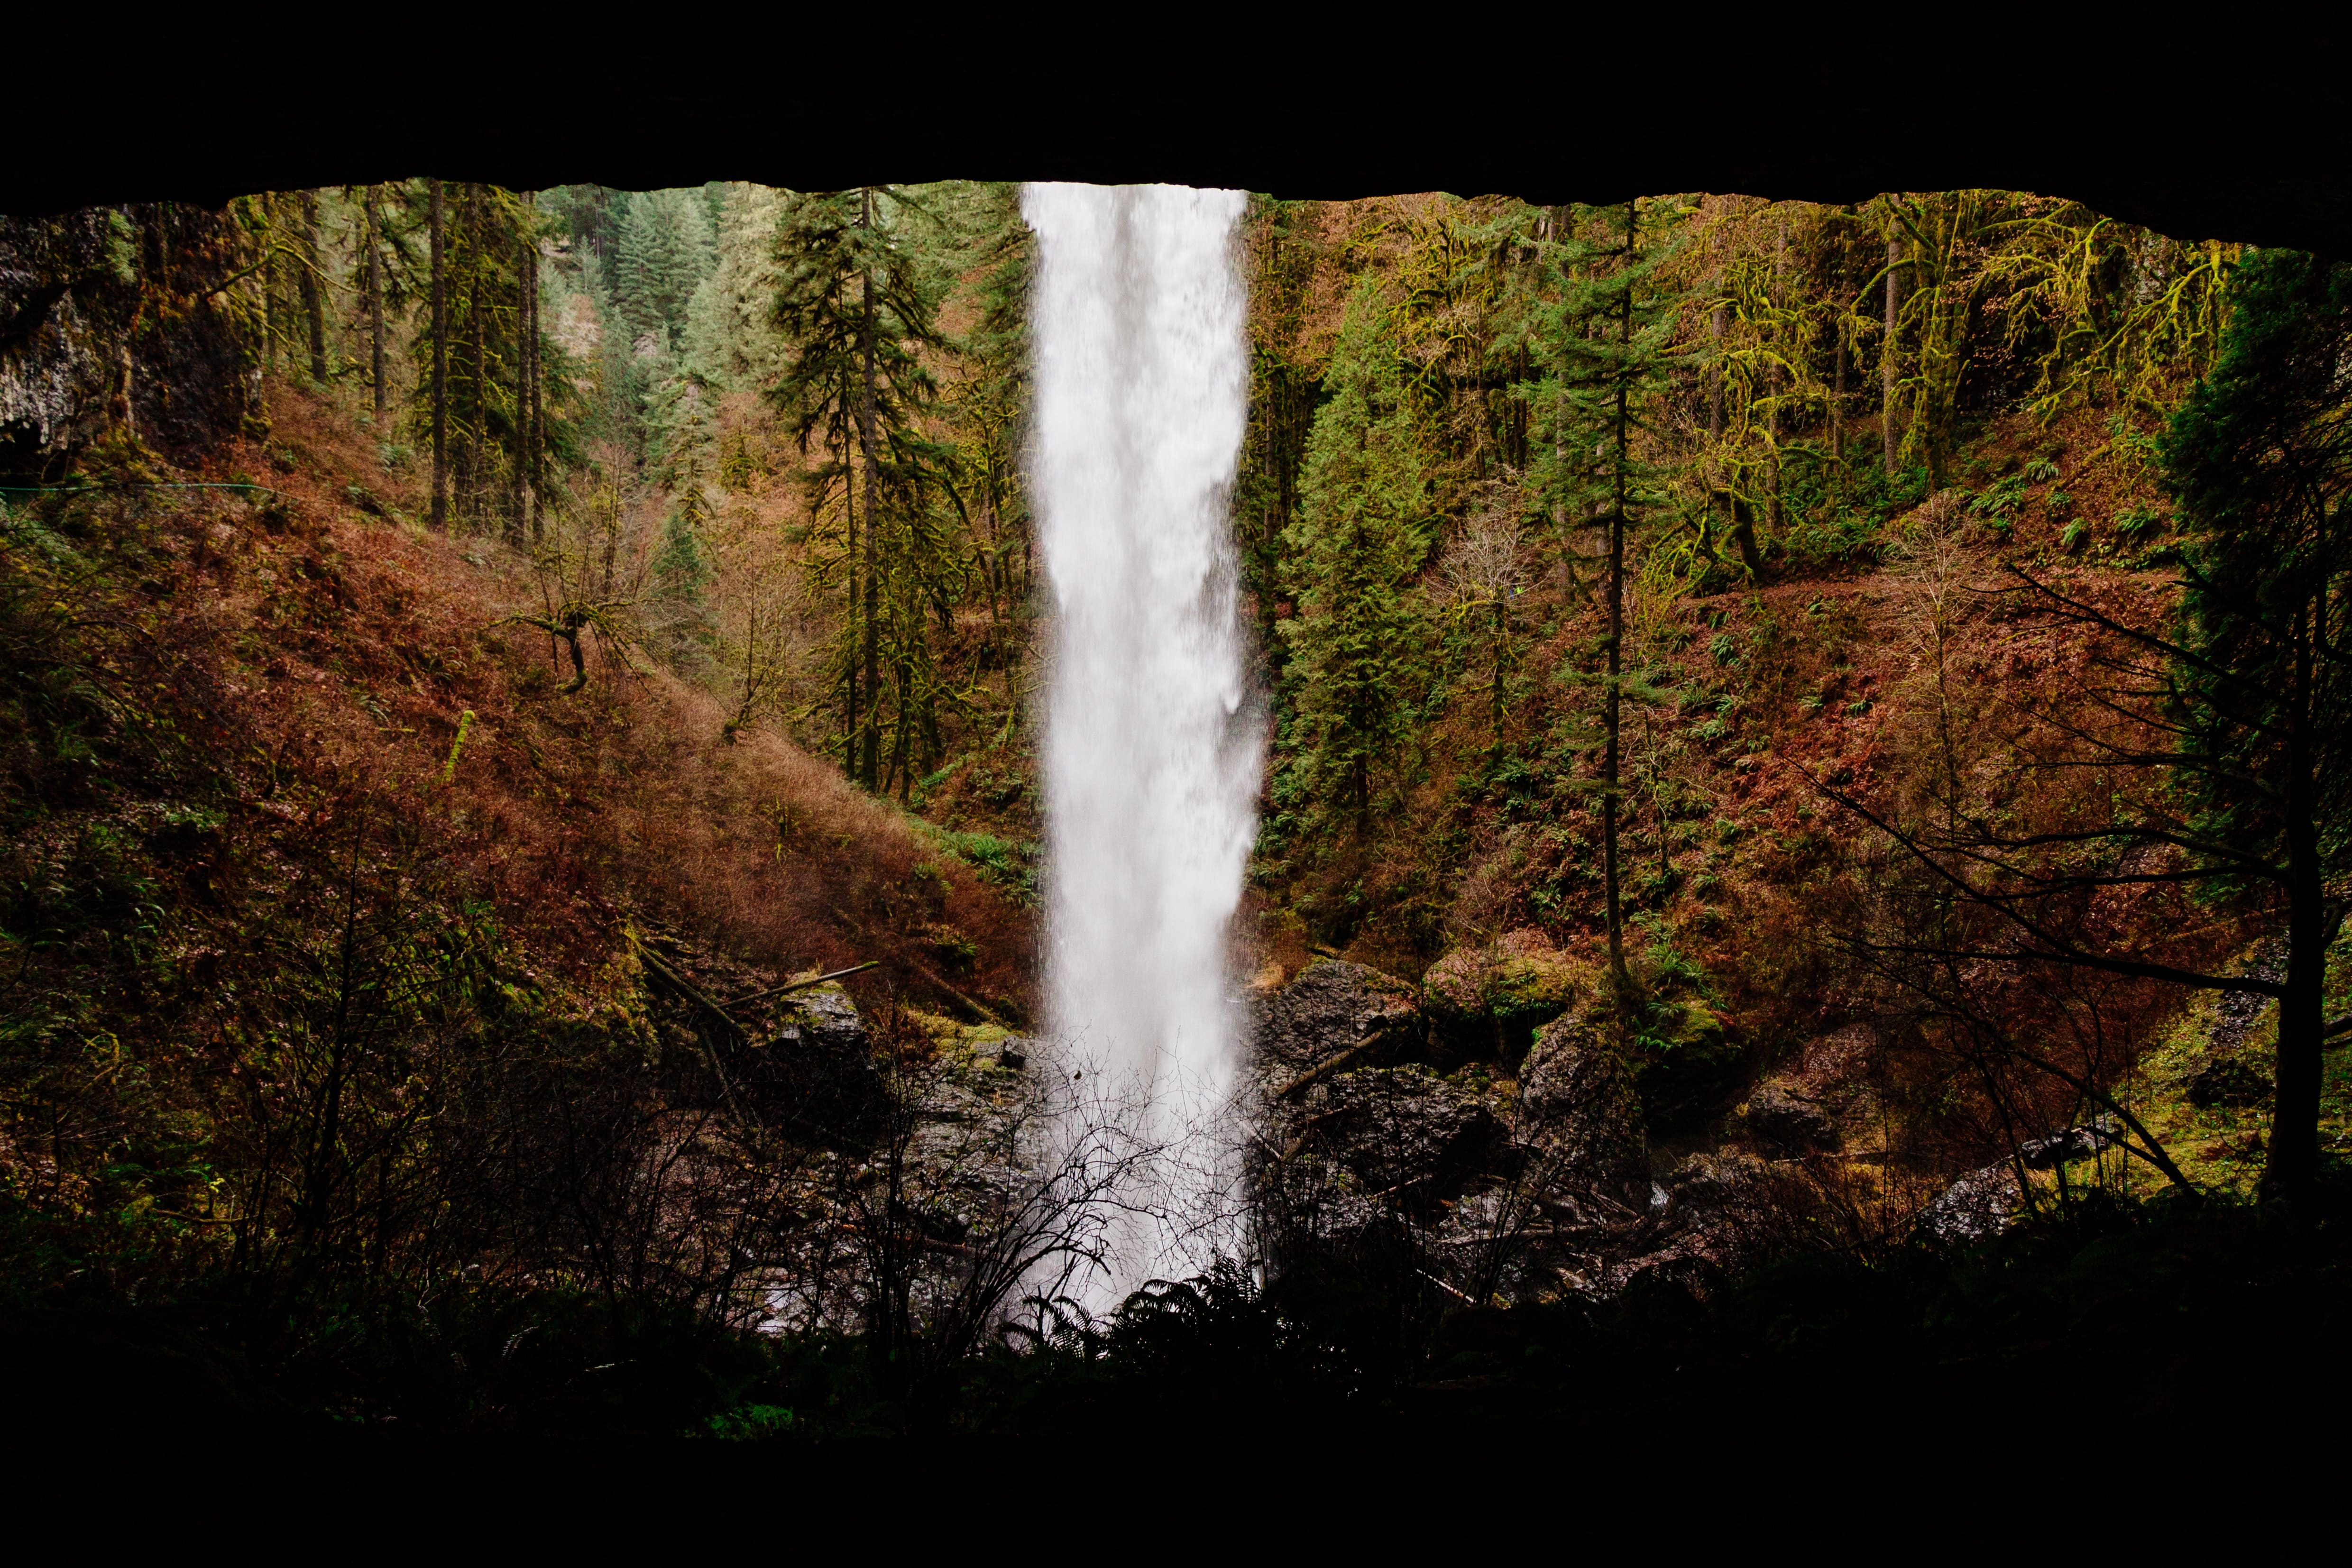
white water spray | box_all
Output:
[1022,183,1258,1295]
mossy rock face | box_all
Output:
[1631,1001,1745,1131]
[1422,935,1596,1064]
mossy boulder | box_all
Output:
[1421,931,1597,1064]
[1630,1000,1744,1131]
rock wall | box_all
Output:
[1,203,258,479]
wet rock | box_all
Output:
[1739,1083,1839,1155]
[1666,1149,1772,1216]
[1519,1014,1648,1204]
[741,981,885,1138]
[1918,1162,2023,1244]
[1254,960,1422,1072]
[2,206,257,478]
[2208,941,2284,1055]
[1299,1064,1505,1200]
[770,981,867,1056]
[2017,1118,2120,1169]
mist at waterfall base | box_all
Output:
[1023,183,1260,1305]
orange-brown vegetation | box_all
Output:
[209,383,1036,1018]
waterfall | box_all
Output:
[1022,182,1258,1297]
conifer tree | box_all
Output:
[940,182,1034,680]
[615,188,715,354]
[770,186,943,788]
[361,187,387,417]
[403,183,541,532]
[683,183,787,392]
[1544,198,1688,983]
[430,178,447,529]
[1280,280,1434,840]
[297,190,328,384]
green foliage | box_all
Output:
[938,829,1036,903]
[769,186,961,791]
[614,188,716,354]
[1540,199,1690,560]
[652,497,714,596]
[2158,248,2352,908]
[1277,280,1437,838]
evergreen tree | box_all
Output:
[614,188,715,354]
[2155,248,2352,1202]
[403,183,545,532]
[1543,197,1689,983]
[938,183,1034,688]
[1280,280,1435,840]
[683,183,787,392]
[769,186,944,789]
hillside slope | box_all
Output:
[0,377,1035,1315]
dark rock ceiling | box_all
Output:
[13,14,2346,253]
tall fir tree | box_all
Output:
[1544,197,1689,984]
[614,188,715,353]
[2155,249,2352,1203]
[769,186,944,789]
[1280,280,1435,841]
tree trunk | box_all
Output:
[1707,303,1725,440]
[511,197,532,545]
[430,178,447,531]
[1605,204,1631,987]
[1882,229,1901,473]
[1767,220,1786,536]
[364,191,386,419]
[1832,308,1847,465]
[526,211,545,543]
[465,185,485,521]
[1729,497,1764,578]
[845,422,860,773]
[858,188,882,792]
[298,191,328,383]
[2265,604,2328,1207]
[261,193,278,376]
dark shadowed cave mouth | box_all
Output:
[5,21,2352,1510]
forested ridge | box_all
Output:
[0,176,2348,1454]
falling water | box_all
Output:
[1022,183,1258,1295]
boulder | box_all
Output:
[1739,1083,1839,1155]
[1630,999,1745,1131]
[1917,1162,2023,1245]
[1421,932,1594,1063]
[770,981,867,1056]
[1518,1014,1649,1203]
[741,981,885,1138]
[1254,960,1421,1071]
[2016,1116,2120,1169]
[1298,1064,1504,1200]
[1666,1149,1773,1217]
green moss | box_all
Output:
[1632,999,1744,1130]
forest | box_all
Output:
[0,167,2348,1476]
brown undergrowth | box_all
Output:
[1252,395,2262,1201]
[0,378,1036,1318]
[211,383,1035,1018]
